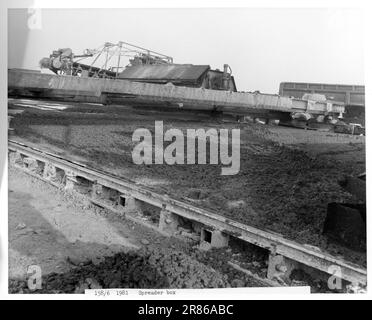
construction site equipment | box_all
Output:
[10,42,345,122]
[279,82,365,107]
[39,42,173,78]
[277,93,365,134]
[39,42,236,91]
[118,64,237,91]
[333,122,365,135]
[323,173,366,251]
[8,68,345,120]
[276,93,345,130]
[280,82,365,127]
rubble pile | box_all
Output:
[9,248,228,293]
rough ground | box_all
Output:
[9,168,268,293]
[9,98,366,266]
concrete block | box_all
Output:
[125,196,144,214]
[159,209,179,235]
[211,230,229,248]
[23,157,39,171]
[65,174,77,190]
[267,254,297,283]
[9,151,22,165]
[43,163,57,180]
[101,186,115,200]
[91,183,103,199]
[199,229,229,250]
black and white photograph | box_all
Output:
[0,0,370,303]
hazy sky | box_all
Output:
[8,8,364,93]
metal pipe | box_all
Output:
[118,41,173,62]
[116,43,122,78]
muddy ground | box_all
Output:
[8,98,366,266]
[10,168,278,293]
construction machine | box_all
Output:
[38,42,236,91]
[39,41,173,78]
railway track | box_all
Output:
[8,139,367,290]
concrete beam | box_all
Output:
[199,229,229,250]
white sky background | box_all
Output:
[8,8,364,93]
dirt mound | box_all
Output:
[9,101,366,265]
[9,248,228,293]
